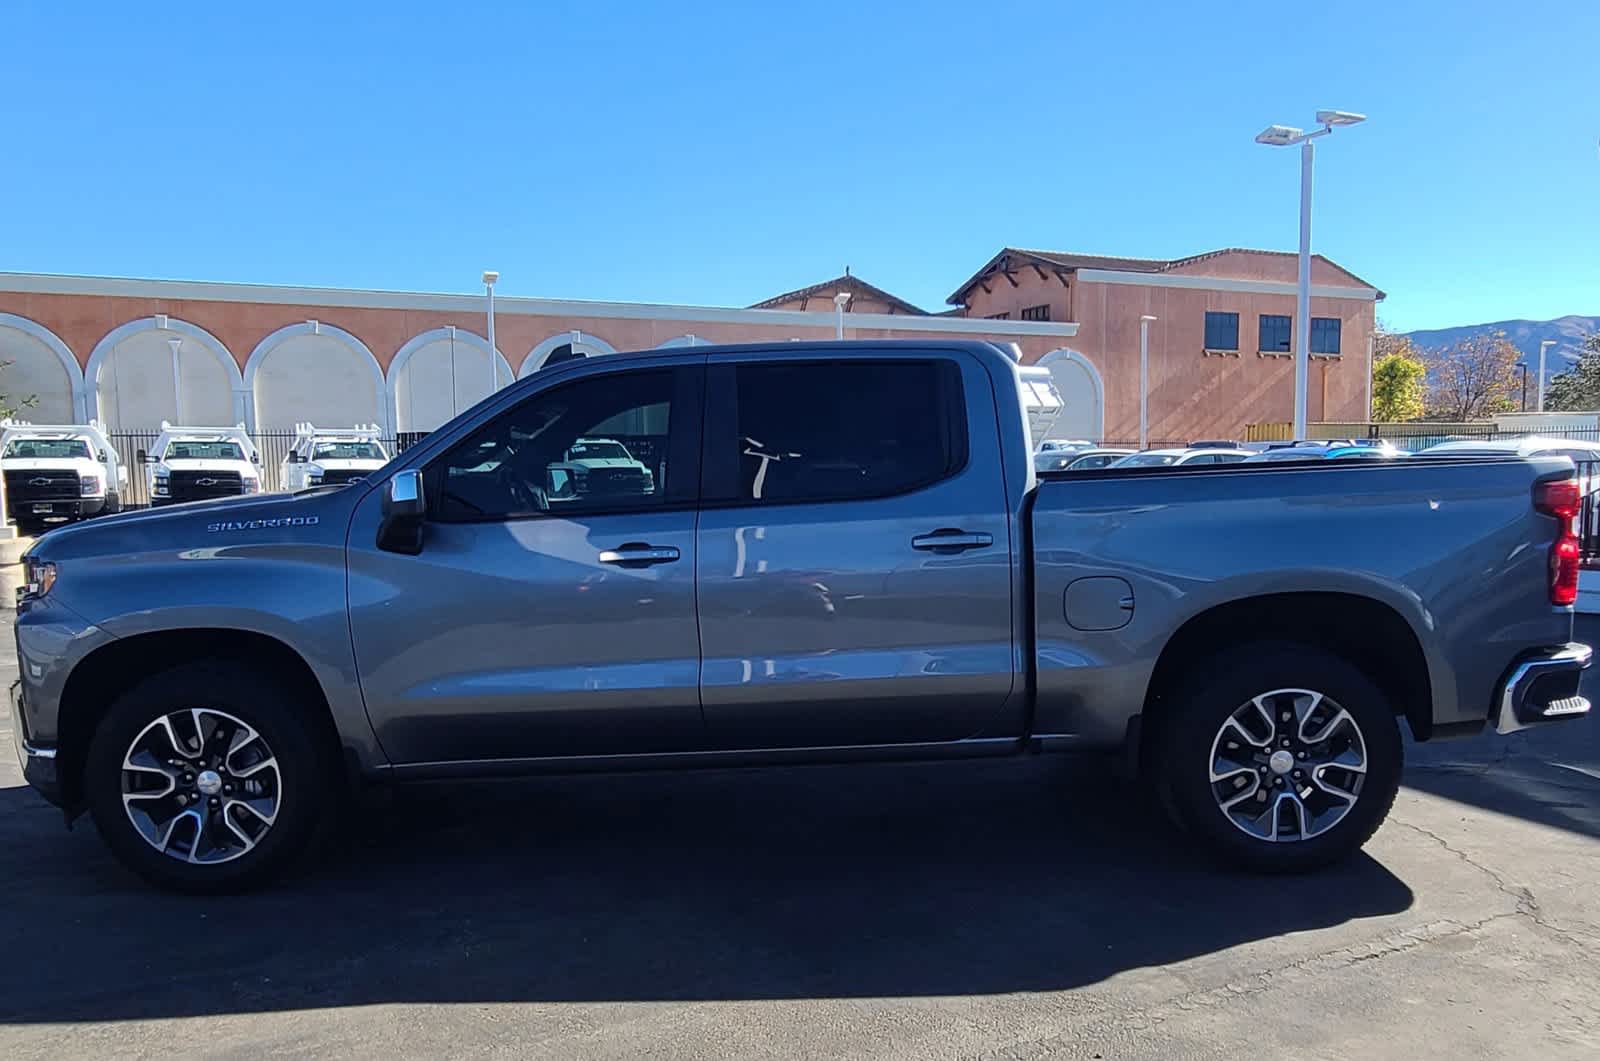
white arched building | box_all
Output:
[246,321,390,435]
[86,317,246,432]
[0,313,86,422]
[388,327,515,433]
[1036,348,1105,443]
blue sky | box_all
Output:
[2,1,1595,331]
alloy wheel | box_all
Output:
[1207,688,1367,842]
[120,708,282,864]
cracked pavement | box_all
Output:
[2,613,1598,1059]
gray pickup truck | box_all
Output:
[11,340,1592,892]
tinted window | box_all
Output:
[1311,317,1342,354]
[1204,311,1239,351]
[432,369,676,521]
[712,360,965,504]
[167,441,243,460]
[1259,314,1292,353]
[4,439,90,459]
[1114,453,1180,467]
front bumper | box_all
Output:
[9,679,61,805]
[13,497,105,522]
[1495,642,1593,735]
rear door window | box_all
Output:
[703,359,967,504]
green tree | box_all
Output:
[1544,333,1600,411]
[1371,348,1426,422]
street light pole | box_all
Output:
[1538,339,1556,413]
[482,271,499,394]
[1139,315,1156,448]
[1256,110,1366,441]
[834,292,851,340]
[1294,137,1314,435]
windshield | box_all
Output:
[313,441,386,460]
[1113,452,1180,467]
[3,438,90,460]
[167,441,244,461]
[567,441,631,461]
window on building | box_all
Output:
[985,312,1011,320]
[706,360,967,505]
[431,368,679,521]
[1311,317,1342,355]
[1259,314,1292,353]
[1204,311,1240,351]
[1020,304,1051,322]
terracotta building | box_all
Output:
[945,247,1383,442]
[0,244,1380,447]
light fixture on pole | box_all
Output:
[1139,315,1157,449]
[833,292,851,340]
[1255,109,1366,439]
[167,337,184,424]
[482,271,499,394]
[1537,340,1556,412]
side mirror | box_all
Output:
[136,449,150,464]
[378,470,426,555]
[252,453,261,464]
[287,452,304,463]
[97,450,108,462]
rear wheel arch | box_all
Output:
[1140,592,1435,752]
[55,628,345,814]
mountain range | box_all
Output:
[1403,315,1599,369]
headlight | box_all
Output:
[152,473,170,498]
[308,473,325,486]
[80,474,103,497]
[22,557,56,600]
[241,475,261,495]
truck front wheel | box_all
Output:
[1152,642,1402,873]
[84,662,334,892]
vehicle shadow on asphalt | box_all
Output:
[0,756,1412,1022]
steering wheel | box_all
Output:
[499,466,549,513]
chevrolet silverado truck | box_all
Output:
[138,423,262,505]
[0,419,127,535]
[10,340,1592,892]
[281,423,390,491]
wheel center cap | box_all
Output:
[1268,750,1295,776]
[196,769,223,795]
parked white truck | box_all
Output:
[138,423,262,506]
[281,423,390,491]
[0,419,127,535]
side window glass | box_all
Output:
[722,360,965,504]
[432,369,674,521]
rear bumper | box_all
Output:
[1495,642,1592,735]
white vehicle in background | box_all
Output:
[1018,366,1065,450]
[282,423,390,491]
[139,422,262,506]
[0,419,127,535]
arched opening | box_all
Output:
[1035,348,1105,443]
[246,322,388,434]
[388,327,514,433]
[520,331,618,377]
[0,313,86,422]
[86,317,243,431]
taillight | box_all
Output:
[1536,477,1582,606]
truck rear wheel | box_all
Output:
[84,662,334,893]
[1152,642,1402,873]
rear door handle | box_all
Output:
[598,543,681,567]
[911,530,994,553]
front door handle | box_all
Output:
[911,529,994,553]
[598,543,681,567]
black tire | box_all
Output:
[85,662,334,893]
[1151,641,1402,873]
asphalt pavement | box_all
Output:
[2,613,1598,1059]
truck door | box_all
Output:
[695,350,1020,749]
[346,362,708,764]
